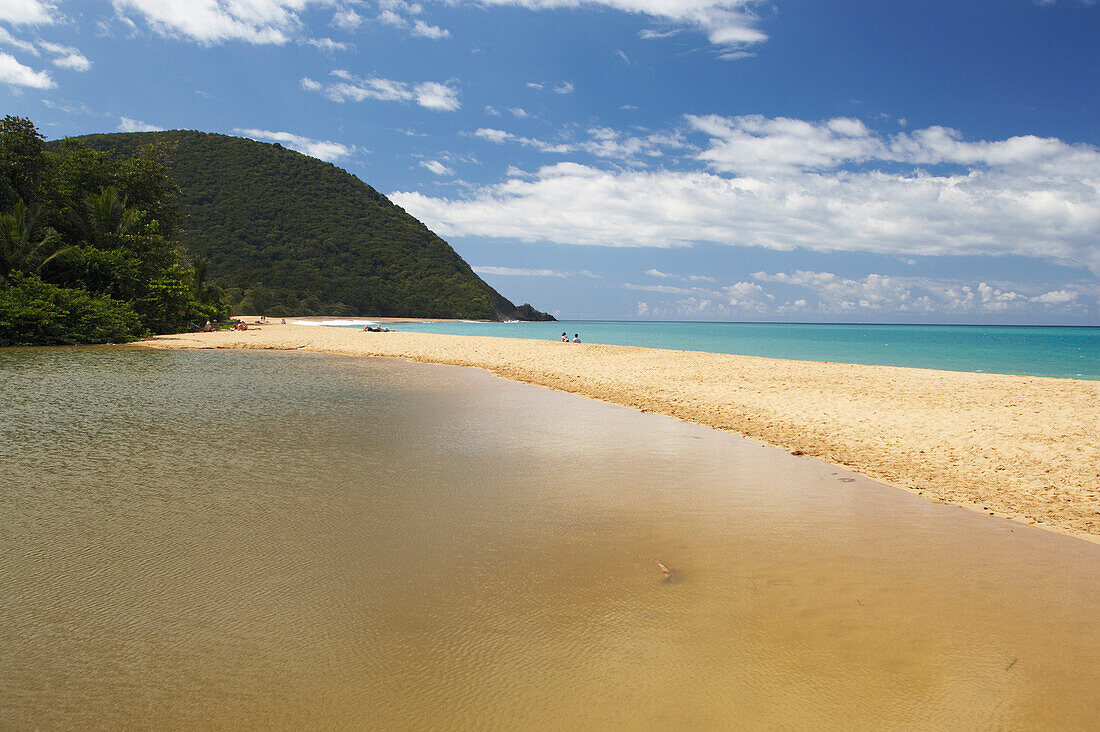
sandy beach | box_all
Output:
[135,323,1100,543]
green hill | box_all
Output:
[60,131,552,321]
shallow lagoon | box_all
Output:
[2,347,1099,728]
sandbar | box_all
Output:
[134,323,1100,543]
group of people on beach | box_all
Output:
[362,324,394,332]
[202,317,285,332]
[561,332,581,343]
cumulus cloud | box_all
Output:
[0,27,39,54]
[0,51,52,88]
[751,270,1091,315]
[302,70,460,111]
[331,8,362,30]
[475,266,565,277]
[474,265,602,278]
[645,268,714,282]
[627,269,1095,319]
[420,159,452,176]
[304,37,350,52]
[472,124,685,162]
[0,0,56,25]
[476,0,767,52]
[118,116,163,132]
[233,127,354,162]
[411,19,450,38]
[38,41,91,71]
[110,0,340,44]
[376,0,451,38]
[392,116,1100,274]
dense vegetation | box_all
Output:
[1,117,226,346]
[67,131,552,321]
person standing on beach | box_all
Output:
[572,334,581,343]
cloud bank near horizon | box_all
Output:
[392,115,1100,275]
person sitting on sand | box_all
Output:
[203,321,213,332]
[561,332,568,342]
[572,334,581,343]
[281,318,286,325]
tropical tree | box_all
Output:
[0,200,67,278]
[68,187,141,249]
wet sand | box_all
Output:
[136,324,1100,543]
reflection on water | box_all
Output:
[2,347,1099,728]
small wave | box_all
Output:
[290,319,378,327]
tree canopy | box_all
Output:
[1,117,227,346]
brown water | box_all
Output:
[2,348,1099,729]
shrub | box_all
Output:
[0,273,141,346]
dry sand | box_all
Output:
[135,323,1100,543]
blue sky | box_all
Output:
[2,0,1098,323]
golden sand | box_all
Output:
[135,323,1100,543]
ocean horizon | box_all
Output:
[305,320,1100,381]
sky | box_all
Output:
[1,0,1098,324]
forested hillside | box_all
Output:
[64,131,552,320]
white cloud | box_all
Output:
[639,28,680,39]
[552,81,573,94]
[304,37,350,52]
[331,8,362,30]
[118,116,163,132]
[110,0,343,45]
[38,41,91,71]
[475,266,566,277]
[645,268,714,282]
[414,81,460,110]
[475,128,511,144]
[233,127,354,162]
[1032,289,1078,305]
[375,1,451,38]
[750,270,1092,315]
[625,282,703,295]
[475,265,602,278]
[472,124,685,162]
[625,269,1095,318]
[0,51,52,88]
[411,19,450,38]
[420,159,452,176]
[476,0,767,52]
[393,117,1100,274]
[689,113,880,175]
[510,107,530,118]
[0,0,56,25]
[302,70,460,111]
[0,27,38,54]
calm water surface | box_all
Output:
[352,320,1100,380]
[2,347,1099,728]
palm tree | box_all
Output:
[0,200,66,278]
[67,187,141,249]
[189,258,224,306]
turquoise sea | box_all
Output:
[322,320,1100,380]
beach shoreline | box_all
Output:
[133,323,1100,544]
